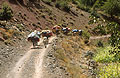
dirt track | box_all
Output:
[6,37,56,78]
[90,35,111,40]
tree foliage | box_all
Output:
[107,22,120,47]
[101,0,120,17]
[80,0,97,6]
[0,2,13,20]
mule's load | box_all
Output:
[79,30,83,36]
[41,30,53,38]
[52,25,61,34]
[72,29,83,36]
[27,30,40,48]
[27,32,39,42]
[47,30,53,37]
[62,27,71,35]
[72,29,79,32]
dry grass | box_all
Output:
[2,31,12,39]
[0,28,22,43]
[67,64,87,78]
[4,39,14,45]
[0,28,6,32]
[55,48,70,63]
[55,36,95,78]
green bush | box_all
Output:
[106,22,120,47]
[92,24,107,35]
[79,0,97,7]
[55,1,70,12]
[77,4,91,12]
[98,63,120,78]
[42,0,52,5]
[97,41,104,47]
[94,46,120,78]
[0,2,13,20]
[93,0,106,10]
[16,24,24,31]
[82,30,90,39]
[93,46,120,63]
[101,0,120,17]
[72,0,79,4]
[93,46,116,63]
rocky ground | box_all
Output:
[4,36,67,78]
[0,37,31,78]
[0,0,100,78]
[42,38,70,78]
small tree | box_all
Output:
[0,2,13,20]
[106,22,120,47]
[80,0,97,6]
[101,0,120,18]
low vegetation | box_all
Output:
[55,36,95,78]
[0,2,13,20]
[94,46,117,63]
[93,46,120,78]
[55,1,70,12]
[98,63,120,78]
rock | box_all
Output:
[0,21,7,26]
[59,66,65,70]
[84,50,94,59]
[88,60,98,69]
[48,54,53,57]
[0,35,4,41]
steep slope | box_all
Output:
[0,0,93,78]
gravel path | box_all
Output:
[6,37,56,78]
[90,35,111,40]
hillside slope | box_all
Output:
[0,0,93,78]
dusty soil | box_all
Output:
[5,36,68,78]
[0,38,31,78]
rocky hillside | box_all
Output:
[0,0,95,78]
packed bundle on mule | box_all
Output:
[62,27,71,34]
[41,30,53,38]
[27,30,40,42]
[52,25,61,33]
[72,29,83,35]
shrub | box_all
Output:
[106,22,120,47]
[55,1,70,12]
[4,39,14,45]
[0,2,13,20]
[93,0,106,10]
[93,46,120,63]
[97,41,104,47]
[16,24,24,31]
[92,24,107,35]
[93,46,114,63]
[82,30,90,40]
[42,0,52,5]
[41,13,46,18]
[101,0,120,17]
[79,0,97,7]
[94,46,120,78]
[98,63,120,78]
[77,4,91,12]
[72,0,79,4]
[2,32,12,40]
[55,48,69,63]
